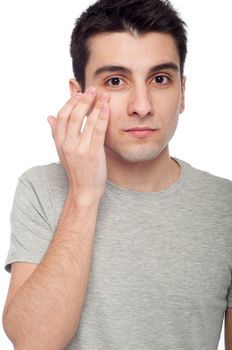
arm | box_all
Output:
[225,307,232,350]
[3,193,100,350]
[2,87,110,350]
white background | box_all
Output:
[0,1,231,348]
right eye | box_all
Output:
[105,77,125,88]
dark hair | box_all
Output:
[70,0,187,91]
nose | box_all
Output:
[127,85,154,118]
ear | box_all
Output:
[69,78,82,97]
[180,76,186,114]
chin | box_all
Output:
[115,147,162,164]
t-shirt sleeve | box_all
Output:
[4,169,54,273]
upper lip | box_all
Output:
[125,127,156,131]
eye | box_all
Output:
[152,75,170,86]
[105,77,124,87]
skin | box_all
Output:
[69,31,186,192]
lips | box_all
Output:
[125,127,156,131]
[125,128,157,138]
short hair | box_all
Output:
[70,0,188,91]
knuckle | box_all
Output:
[62,142,86,158]
[94,123,102,135]
[77,140,88,155]
[55,140,63,149]
[68,98,80,109]
[91,99,103,113]
[57,112,68,120]
[86,118,96,129]
[82,93,94,104]
[89,147,97,157]
[62,143,73,156]
[77,144,87,156]
[68,114,78,123]
[79,98,89,107]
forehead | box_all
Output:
[86,32,180,74]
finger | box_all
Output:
[55,93,82,145]
[81,92,109,146]
[47,115,65,164]
[90,102,110,149]
[65,87,97,144]
[47,116,56,137]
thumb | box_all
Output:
[47,116,56,135]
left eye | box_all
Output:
[153,76,169,85]
[105,77,123,86]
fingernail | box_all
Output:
[101,102,109,112]
[75,93,82,99]
[100,92,109,101]
[86,87,97,95]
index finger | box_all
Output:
[55,93,83,145]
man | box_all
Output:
[2,0,232,349]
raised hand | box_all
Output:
[47,87,110,200]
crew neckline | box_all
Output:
[106,156,190,199]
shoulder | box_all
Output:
[19,161,67,183]
[17,161,68,198]
[190,161,232,189]
[181,158,232,204]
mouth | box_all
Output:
[125,129,157,138]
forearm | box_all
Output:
[3,192,100,350]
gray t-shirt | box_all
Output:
[4,157,232,350]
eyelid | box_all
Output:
[105,75,125,80]
[151,74,171,84]
[105,76,125,86]
[152,73,171,79]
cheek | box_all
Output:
[162,97,181,138]
[108,92,125,111]
[104,102,118,143]
[157,90,181,121]
[104,96,126,147]
[106,94,124,128]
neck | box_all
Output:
[105,146,181,193]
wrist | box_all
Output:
[66,189,102,209]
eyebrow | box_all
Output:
[94,62,179,78]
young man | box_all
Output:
[2,0,232,349]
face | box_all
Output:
[72,32,186,165]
